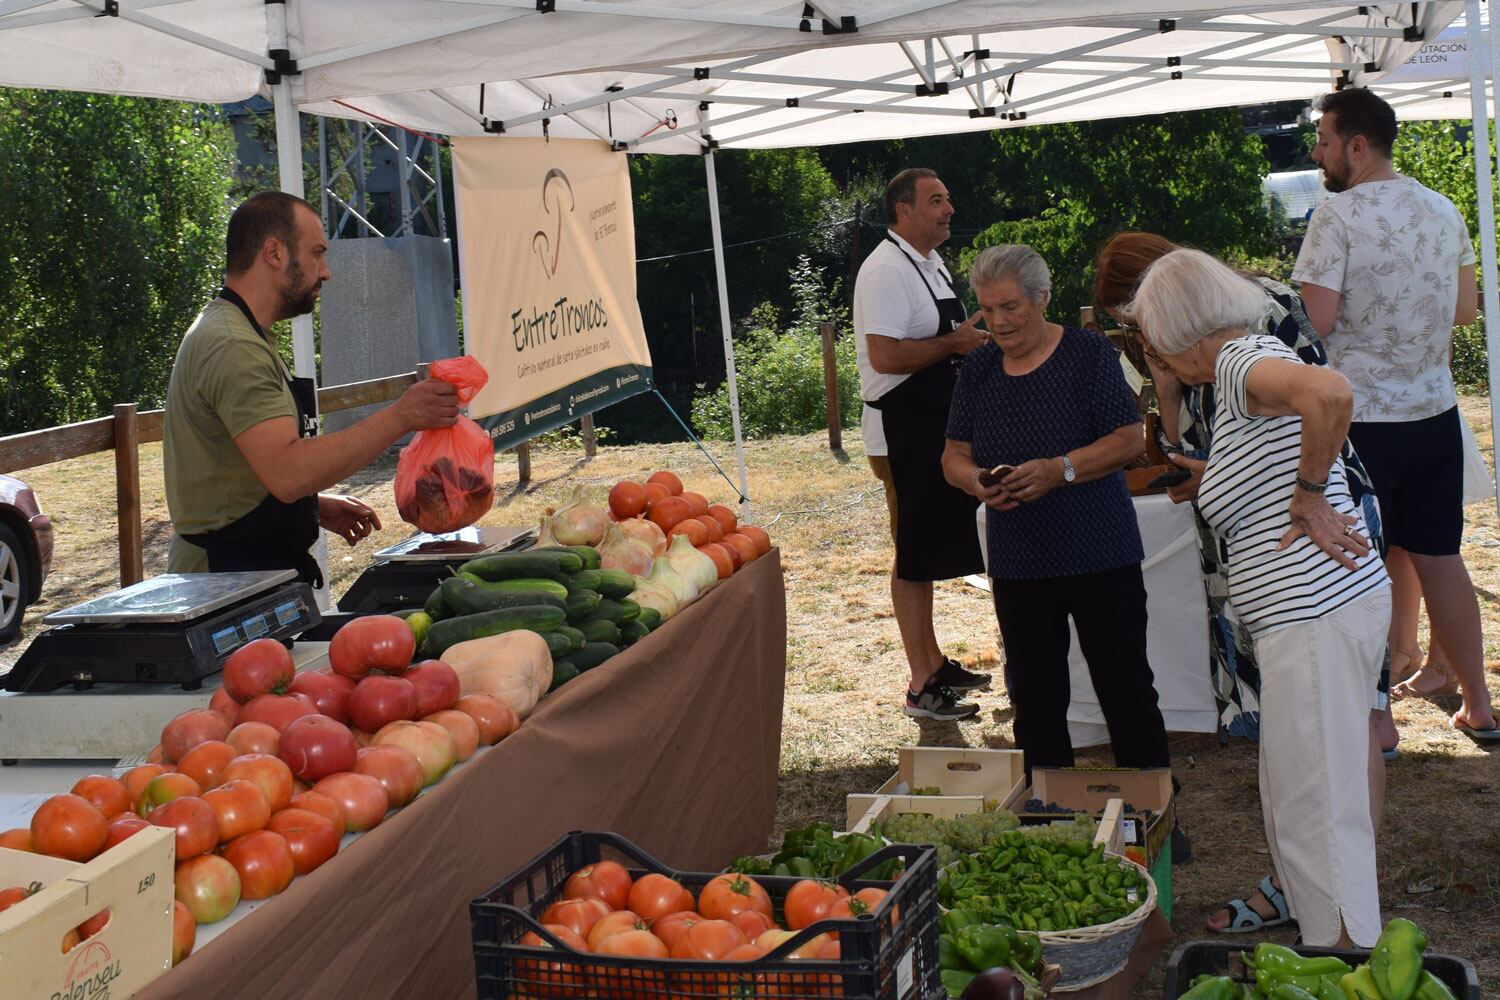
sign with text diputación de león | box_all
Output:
[451,137,652,449]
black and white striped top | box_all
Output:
[1196,336,1389,636]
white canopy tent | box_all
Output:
[3,0,1495,516]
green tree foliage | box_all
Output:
[963,108,1282,320]
[0,91,235,433]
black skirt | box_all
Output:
[882,404,985,582]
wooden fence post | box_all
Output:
[113,403,143,587]
[516,443,531,485]
[581,414,597,458]
[819,322,842,451]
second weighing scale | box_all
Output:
[334,525,533,615]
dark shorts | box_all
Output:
[1347,406,1463,557]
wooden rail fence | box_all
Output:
[0,372,596,589]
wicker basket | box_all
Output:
[1039,853,1158,992]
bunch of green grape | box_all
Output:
[881,809,1022,865]
[1015,816,1098,843]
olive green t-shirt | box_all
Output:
[164,299,298,573]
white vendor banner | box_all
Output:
[452,137,652,449]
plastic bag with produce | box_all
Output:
[394,356,494,534]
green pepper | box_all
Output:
[1370,918,1427,1000]
[1271,984,1322,1000]
[1317,977,1346,1000]
[953,924,1014,972]
[1010,931,1042,973]
[783,856,817,879]
[1413,971,1457,1000]
[942,969,977,998]
[771,862,791,877]
[1179,976,1239,1000]
[836,832,882,875]
[939,934,964,972]
[1259,971,1326,996]
[942,908,979,937]
[1338,966,1382,1000]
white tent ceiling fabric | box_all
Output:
[0,2,1464,150]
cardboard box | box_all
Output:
[0,825,175,1000]
[846,747,1026,832]
[1017,768,1174,868]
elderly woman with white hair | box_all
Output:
[941,244,1170,778]
[1129,247,1390,948]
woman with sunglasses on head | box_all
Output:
[1094,232,1393,937]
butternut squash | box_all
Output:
[440,629,552,718]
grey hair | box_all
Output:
[967,245,1052,305]
[1127,248,1268,355]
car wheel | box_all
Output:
[0,522,32,644]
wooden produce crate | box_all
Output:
[846,747,1026,833]
[0,825,175,1000]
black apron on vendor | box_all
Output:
[182,288,323,587]
[868,236,985,582]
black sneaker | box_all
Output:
[904,681,980,721]
[933,658,991,691]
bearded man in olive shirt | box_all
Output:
[164,192,459,581]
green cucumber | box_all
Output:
[614,597,640,622]
[536,545,600,571]
[565,590,603,624]
[461,551,578,581]
[540,631,574,658]
[548,660,579,692]
[554,625,586,653]
[591,569,636,599]
[636,607,662,630]
[568,569,605,593]
[589,598,638,623]
[421,605,567,657]
[473,577,570,601]
[441,576,565,615]
[570,642,618,671]
[619,619,650,646]
[424,586,453,622]
[577,618,622,645]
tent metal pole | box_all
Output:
[704,149,752,520]
[1465,0,1500,522]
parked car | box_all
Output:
[0,474,53,643]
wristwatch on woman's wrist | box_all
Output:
[1061,455,1076,484]
[1294,475,1328,494]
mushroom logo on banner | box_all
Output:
[451,137,653,450]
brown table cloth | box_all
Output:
[138,549,788,1000]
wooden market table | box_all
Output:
[136,549,788,1000]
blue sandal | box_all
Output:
[1210,875,1293,933]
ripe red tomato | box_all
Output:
[159,709,232,763]
[728,909,776,941]
[669,918,748,960]
[237,692,318,733]
[593,930,669,1000]
[310,772,389,832]
[70,775,131,820]
[288,792,346,838]
[647,470,683,496]
[222,829,295,899]
[329,615,416,679]
[266,808,340,875]
[518,924,589,999]
[202,779,272,844]
[147,796,219,861]
[226,721,280,756]
[650,911,701,951]
[609,481,649,519]
[348,675,418,733]
[0,828,33,852]
[352,744,425,808]
[287,669,356,724]
[171,900,196,965]
[421,709,479,761]
[0,883,39,913]
[221,638,295,703]
[175,740,238,791]
[175,854,241,924]
[278,715,358,781]
[208,687,240,726]
[31,794,108,861]
[373,719,454,787]
[77,907,110,940]
[539,896,612,939]
[454,694,520,745]
[626,873,694,922]
[136,772,203,817]
[829,887,891,923]
[563,859,633,911]
[401,660,460,716]
[587,910,650,950]
[120,764,172,808]
[782,880,850,931]
[101,814,151,852]
[220,754,295,813]
[698,873,773,922]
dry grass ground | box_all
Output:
[3,399,1497,991]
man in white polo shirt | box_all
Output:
[854,168,991,721]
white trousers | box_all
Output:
[1253,586,1390,947]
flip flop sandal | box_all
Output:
[1209,875,1293,934]
[1456,724,1500,743]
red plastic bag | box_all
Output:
[394,356,495,534]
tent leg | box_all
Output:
[704,149,753,521]
[1465,1,1500,521]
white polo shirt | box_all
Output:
[852,231,959,456]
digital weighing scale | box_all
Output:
[333,525,534,615]
[1,570,320,693]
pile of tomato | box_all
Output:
[517,862,890,997]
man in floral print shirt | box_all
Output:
[1293,87,1497,739]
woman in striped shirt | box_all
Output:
[1129,248,1390,949]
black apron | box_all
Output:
[182,288,323,587]
[868,236,985,582]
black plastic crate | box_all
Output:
[470,830,940,1000]
[1163,941,1480,1000]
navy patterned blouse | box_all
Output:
[947,327,1145,580]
